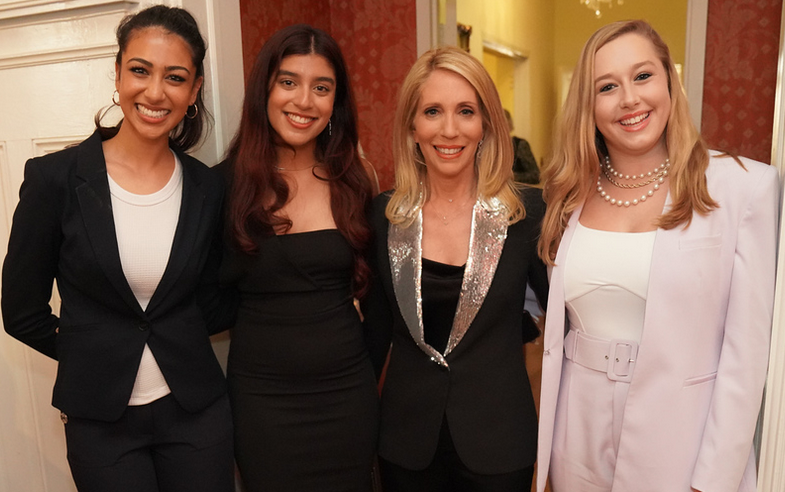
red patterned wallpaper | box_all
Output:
[238,0,418,190]
[701,0,782,164]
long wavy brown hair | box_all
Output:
[225,24,373,297]
[538,20,717,264]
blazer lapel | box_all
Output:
[443,197,508,357]
[75,132,144,316]
[387,197,509,366]
[145,152,203,313]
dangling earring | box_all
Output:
[186,105,198,119]
[112,90,120,106]
[328,119,332,137]
[476,138,484,159]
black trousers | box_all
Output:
[379,418,533,492]
[64,393,234,492]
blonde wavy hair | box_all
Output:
[538,20,716,264]
[386,46,523,225]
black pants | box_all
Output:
[64,393,234,492]
[379,419,533,492]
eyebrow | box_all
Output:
[277,70,335,85]
[127,57,192,74]
[594,60,656,84]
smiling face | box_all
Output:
[115,27,202,144]
[593,32,671,161]
[266,54,336,154]
[412,69,484,183]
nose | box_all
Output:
[441,113,459,138]
[619,84,640,108]
[294,87,313,109]
[145,76,165,102]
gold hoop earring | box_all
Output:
[186,105,198,119]
[112,90,120,106]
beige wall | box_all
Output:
[457,0,556,167]
[456,0,687,168]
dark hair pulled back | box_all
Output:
[95,5,210,151]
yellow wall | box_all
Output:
[456,0,687,167]
[457,0,556,166]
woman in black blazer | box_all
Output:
[1,6,233,492]
[362,46,548,491]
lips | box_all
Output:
[286,112,316,126]
[136,104,170,119]
[434,146,464,157]
[620,111,650,126]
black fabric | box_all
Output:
[362,189,549,475]
[422,258,465,354]
[224,229,379,491]
[2,130,230,422]
[65,394,234,492]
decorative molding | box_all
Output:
[0,141,11,230]
[0,0,138,22]
[0,42,116,70]
[32,135,87,157]
[482,40,528,60]
[758,3,785,490]
[683,0,708,130]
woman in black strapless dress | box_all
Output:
[218,24,378,491]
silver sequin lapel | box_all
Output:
[388,197,509,368]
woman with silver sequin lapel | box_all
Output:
[536,20,778,492]
[362,46,549,491]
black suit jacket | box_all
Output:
[362,189,549,474]
[2,131,229,422]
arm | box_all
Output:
[691,165,779,492]
[2,159,62,359]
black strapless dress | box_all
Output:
[224,230,379,491]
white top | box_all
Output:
[108,153,183,406]
[563,222,656,344]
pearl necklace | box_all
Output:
[596,157,670,207]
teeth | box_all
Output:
[435,146,462,155]
[136,104,168,118]
[620,112,649,126]
[287,113,314,124]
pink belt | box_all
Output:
[564,329,638,383]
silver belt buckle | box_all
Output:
[606,339,638,382]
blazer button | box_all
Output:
[138,322,150,331]
[544,349,550,355]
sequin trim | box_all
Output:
[387,197,509,367]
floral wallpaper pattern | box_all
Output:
[239,0,418,190]
[701,0,782,164]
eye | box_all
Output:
[167,74,187,83]
[314,84,332,94]
[459,107,475,116]
[635,72,652,81]
[129,66,148,75]
[423,107,439,116]
[279,79,295,88]
[598,83,615,93]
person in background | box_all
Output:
[2,6,234,492]
[218,24,379,491]
[504,109,540,184]
[536,20,778,492]
[362,45,548,492]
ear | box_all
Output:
[115,62,121,87]
[190,76,204,105]
[412,127,419,144]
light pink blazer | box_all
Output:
[536,154,780,492]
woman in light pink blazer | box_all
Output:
[536,20,779,492]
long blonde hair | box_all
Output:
[538,20,716,264]
[386,46,523,225]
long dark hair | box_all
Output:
[95,5,210,151]
[226,24,373,297]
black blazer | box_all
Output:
[2,131,229,422]
[362,189,548,475]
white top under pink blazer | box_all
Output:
[536,153,780,492]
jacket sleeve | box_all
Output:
[691,164,779,492]
[2,159,62,359]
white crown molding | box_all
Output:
[0,0,138,22]
[0,42,115,69]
